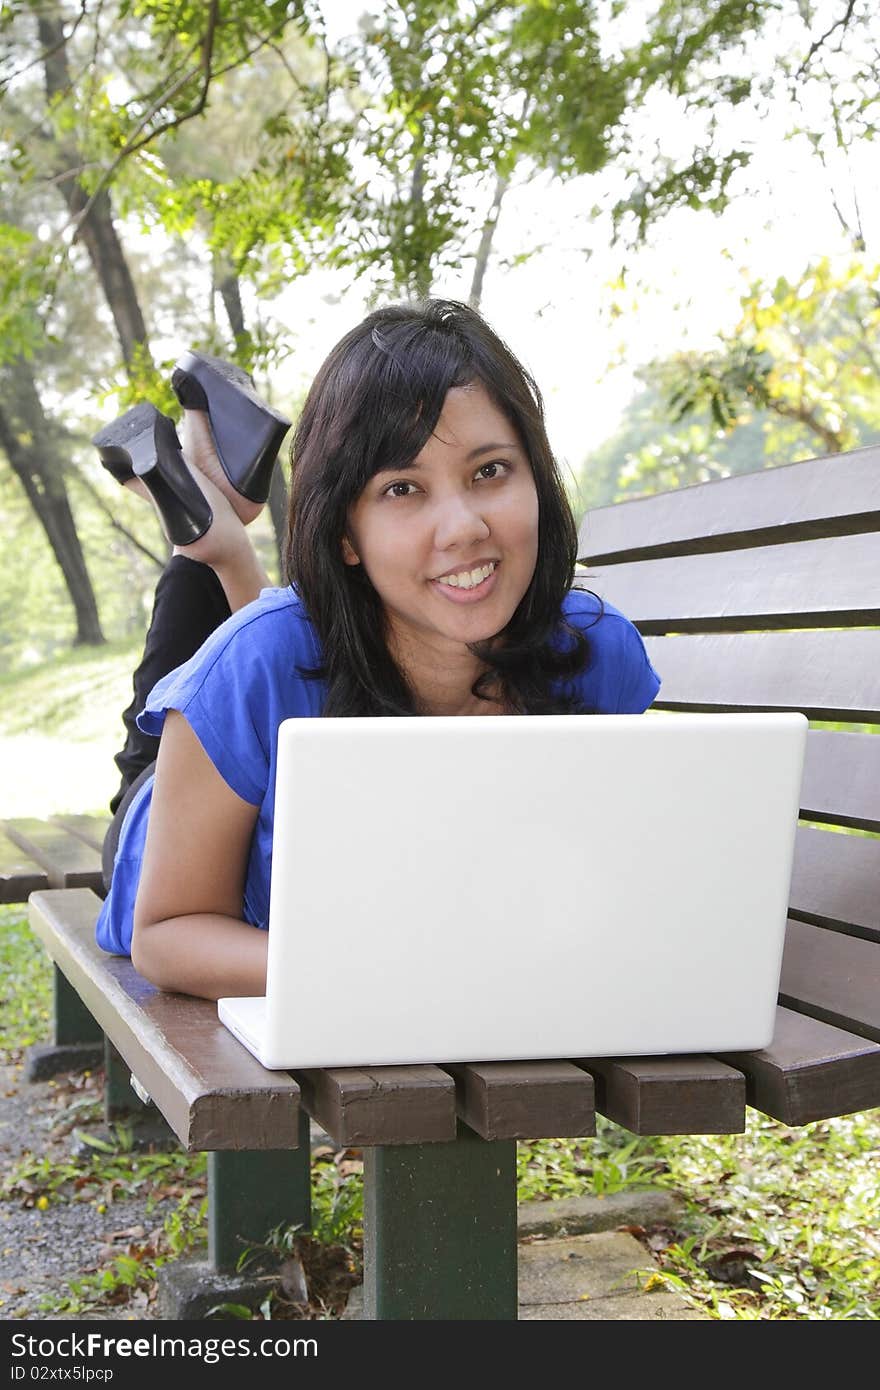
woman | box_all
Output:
[95,298,661,999]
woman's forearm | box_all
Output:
[131,914,269,1000]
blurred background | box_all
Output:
[1,0,878,811]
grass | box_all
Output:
[2,904,878,1320]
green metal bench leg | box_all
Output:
[25,965,104,1080]
[208,1113,312,1273]
[158,1110,312,1317]
[363,1123,517,1320]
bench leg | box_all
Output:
[25,965,104,1080]
[208,1132,312,1273]
[362,1124,517,1320]
[157,1111,312,1319]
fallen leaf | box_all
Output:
[279,1253,309,1304]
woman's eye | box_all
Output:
[384,480,417,498]
[477,461,508,480]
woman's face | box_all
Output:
[342,380,540,664]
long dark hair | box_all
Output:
[284,297,602,715]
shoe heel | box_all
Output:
[171,350,292,504]
[92,402,213,546]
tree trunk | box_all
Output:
[213,250,254,356]
[0,359,105,646]
[38,13,152,370]
[214,262,289,574]
[469,173,509,310]
[268,464,290,579]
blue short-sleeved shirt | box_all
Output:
[95,584,661,955]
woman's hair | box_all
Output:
[284,297,602,715]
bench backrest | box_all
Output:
[576,444,880,1050]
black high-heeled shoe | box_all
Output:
[92,402,213,547]
[170,351,292,504]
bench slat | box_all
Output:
[641,632,880,724]
[293,1065,457,1147]
[0,831,48,903]
[588,532,879,630]
[442,1061,595,1140]
[3,818,105,891]
[27,888,302,1153]
[578,444,880,562]
[798,731,880,833]
[52,814,112,854]
[718,1006,880,1126]
[790,825,880,941]
[780,919,880,1042]
[575,1056,747,1135]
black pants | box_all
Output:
[102,555,231,891]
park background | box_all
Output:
[2,0,879,815]
[0,1,878,1322]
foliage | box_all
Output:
[661,257,880,453]
[577,254,880,505]
[0,910,52,1058]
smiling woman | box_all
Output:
[341,381,539,715]
[90,298,661,999]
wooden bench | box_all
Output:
[24,440,880,1319]
[2,813,111,1079]
[1,813,109,902]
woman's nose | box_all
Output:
[432,492,491,548]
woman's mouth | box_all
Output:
[430,560,499,603]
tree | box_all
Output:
[576,255,880,508]
[3,1,879,649]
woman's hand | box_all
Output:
[131,710,268,1000]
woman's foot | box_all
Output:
[92,403,213,547]
[171,350,292,506]
[172,417,273,608]
[180,409,264,527]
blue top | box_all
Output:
[95,584,661,956]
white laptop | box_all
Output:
[218,711,808,1069]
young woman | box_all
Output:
[94,298,661,1000]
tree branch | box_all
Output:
[796,0,857,77]
[0,0,87,93]
[61,2,301,242]
[73,472,167,571]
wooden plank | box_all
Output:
[789,824,880,941]
[293,1065,457,1147]
[0,830,48,903]
[27,888,302,1153]
[779,919,880,1042]
[3,818,104,890]
[52,813,112,854]
[798,731,880,833]
[718,1006,880,1126]
[443,1061,595,1140]
[641,631,880,724]
[575,1056,746,1135]
[578,444,880,563]
[589,532,880,631]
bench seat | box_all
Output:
[28,888,880,1150]
[1,814,109,902]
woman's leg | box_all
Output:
[102,406,274,886]
[108,555,231,814]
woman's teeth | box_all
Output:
[435,561,497,590]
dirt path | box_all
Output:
[0,1058,174,1321]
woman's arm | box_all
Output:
[131,710,268,1000]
